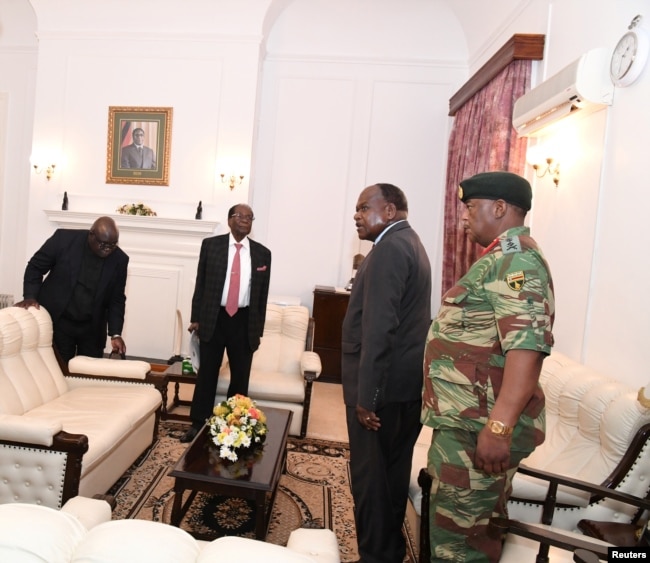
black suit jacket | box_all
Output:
[190,234,271,351]
[341,221,432,411]
[22,229,129,347]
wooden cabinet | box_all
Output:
[312,288,350,384]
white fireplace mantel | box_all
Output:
[44,210,219,237]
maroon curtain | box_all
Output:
[440,60,531,296]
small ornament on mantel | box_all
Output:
[62,191,68,211]
[195,200,203,220]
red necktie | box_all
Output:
[225,243,242,316]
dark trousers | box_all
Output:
[53,316,104,363]
[346,400,422,563]
[189,307,253,429]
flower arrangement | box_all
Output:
[208,394,268,462]
[116,203,157,216]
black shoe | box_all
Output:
[180,427,199,443]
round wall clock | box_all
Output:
[610,15,650,87]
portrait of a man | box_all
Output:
[106,107,172,185]
[120,126,157,170]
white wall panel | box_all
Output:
[122,266,180,360]
[262,76,356,307]
[365,80,450,304]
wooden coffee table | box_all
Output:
[169,406,293,540]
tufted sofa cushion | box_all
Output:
[0,307,69,415]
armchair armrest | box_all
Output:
[298,350,322,439]
[490,466,650,562]
[68,355,150,380]
[515,464,650,526]
[0,426,89,508]
[61,495,113,530]
[300,350,322,380]
[489,517,611,560]
[65,357,169,409]
[0,414,62,446]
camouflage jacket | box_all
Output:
[422,226,555,452]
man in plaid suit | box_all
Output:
[180,204,271,443]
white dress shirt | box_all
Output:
[220,234,252,308]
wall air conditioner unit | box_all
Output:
[513,47,614,137]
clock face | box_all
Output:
[611,28,650,87]
[610,32,637,80]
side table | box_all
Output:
[312,287,350,384]
[162,361,197,422]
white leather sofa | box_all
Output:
[215,303,322,437]
[409,350,650,559]
[0,497,341,563]
[0,306,165,509]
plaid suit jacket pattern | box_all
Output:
[190,234,271,351]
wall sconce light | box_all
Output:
[531,158,560,187]
[220,173,244,190]
[33,163,56,181]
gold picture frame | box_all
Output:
[106,106,173,185]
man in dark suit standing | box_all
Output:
[342,183,431,563]
[15,216,128,363]
[120,127,156,169]
[180,203,272,443]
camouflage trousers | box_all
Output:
[426,428,529,562]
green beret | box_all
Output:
[458,171,532,211]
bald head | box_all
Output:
[88,216,119,257]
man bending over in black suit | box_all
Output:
[15,216,128,364]
[341,184,432,563]
[180,203,272,443]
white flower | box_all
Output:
[220,445,238,462]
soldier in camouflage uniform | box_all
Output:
[421,171,555,562]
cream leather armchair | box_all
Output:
[216,304,322,438]
[411,351,650,562]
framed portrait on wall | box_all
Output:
[106,106,173,185]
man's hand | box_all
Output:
[474,426,511,474]
[188,322,199,333]
[111,336,126,356]
[14,299,39,309]
[356,405,381,431]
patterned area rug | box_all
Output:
[109,421,418,562]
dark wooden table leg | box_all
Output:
[171,483,185,526]
[254,491,267,539]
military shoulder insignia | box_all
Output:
[506,271,525,291]
[500,236,522,254]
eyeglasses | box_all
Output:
[90,232,118,250]
[230,213,255,222]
